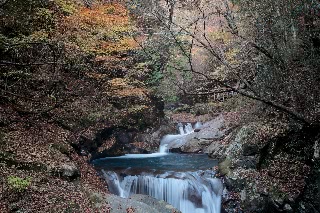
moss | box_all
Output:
[218,158,232,176]
[0,156,46,172]
[7,176,32,192]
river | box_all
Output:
[92,123,223,213]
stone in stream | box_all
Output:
[105,194,181,213]
[161,115,227,153]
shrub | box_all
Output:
[7,176,31,192]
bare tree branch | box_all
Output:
[150,8,312,125]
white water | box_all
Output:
[194,121,203,129]
[99,122,222,213]
[159,122,197,153]
[102,170,222,213]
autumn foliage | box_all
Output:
[58,3,138,55]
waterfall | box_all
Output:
[184,123,194,134]
[179,124,185,135]
[102,170,222,213]
[96,120,222,213]
[194,121,203,129]
[159,143,168,153]
[159,122,198,153]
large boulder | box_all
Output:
[165,115,228,153]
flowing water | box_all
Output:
[92,123,223,213]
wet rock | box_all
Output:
[134,125,175,151]
[199,139,213,146]
[116,130,136,144]
[244,196,268,212]
[180,138,202,153]
[161,115,228,153]
[130,195,181,213]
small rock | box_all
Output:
[49,162,80,180]
[283,204,293,213]
[240,189,246,201]
[62,163,80,179]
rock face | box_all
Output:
[206,141,227,159]
[165,115,227,153]
[212,121,320,213]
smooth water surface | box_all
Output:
[92,153,218,173]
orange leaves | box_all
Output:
[58,3,138,55]
[98,37,138,54]
[116,87,147,97]
[109,78,148,97]
[78,4,129,27]
[110,78,128,88]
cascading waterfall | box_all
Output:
[159,122,197,153]
[102,170,222,213]
[95,122,222,213]
[184,123,194,134]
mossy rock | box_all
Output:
[218,158,232,176]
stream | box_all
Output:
[92,123,223,213]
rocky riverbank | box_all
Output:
[158,100,320,213]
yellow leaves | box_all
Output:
[54,0,79,15]
[30,30,50,40]
[226,48,240,65]
[98,37,138,54]
[110,78,128,88]
[78,4,129,27]
[128,105,149,113]
[109,78,148,97]
[115,88,147,97]
[210,30,233,44]
[58,3,137,55]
